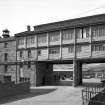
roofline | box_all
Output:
[15,31,35,37]
[34,13,105,32]
[34,13,105,27]
[15,13,105,37]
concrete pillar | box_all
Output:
[73,60,82,87]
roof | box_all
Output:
[15,31,35,37]
[34,13,105,33]
[15,13,105,37]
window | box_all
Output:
[49,48,60,54]
[4,65,8,73]
[49,31,60,42]
[92,44,105,51]
[28,50,31,58]
[83,27,90,38]
[27,36,35,44]
[38,34,47,43]
[68,46,74,53]
[76,46,82,53]
[38,50,41,56]
[4,53,8,61]
[31,36,35,44]
[62,29,74,40]
[92,25,105,37]
[20,51,23,58]
[20,63,23,68]
[4,42,8,48]
[76,28,82,39]
[28,62,31,69]
[18,38,24,45]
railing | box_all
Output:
[82,84,105,105]
[20,77,30,83]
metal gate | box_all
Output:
[82,84,105,105]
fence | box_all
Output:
[82,84,105,105]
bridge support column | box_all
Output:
[73,60,82,87]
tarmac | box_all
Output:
[0,86,83,105]
[0,79,102,105]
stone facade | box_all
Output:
[0,33,16,83]
[0,29,16,83]
[1,14,105,86]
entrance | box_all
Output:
[53,64,73,86]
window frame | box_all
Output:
[4,53,8,61]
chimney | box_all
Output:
[27,25,31,31]
[2,29,10,38]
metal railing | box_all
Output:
[82,84,105,105]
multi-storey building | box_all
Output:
[0,29,16,83]
[12,14,105,86]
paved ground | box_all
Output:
[0,86,83,105]
[0,78,101,105]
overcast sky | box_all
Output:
[0,0,105,36]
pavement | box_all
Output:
[0,86,83,105]
[0,79,101,105]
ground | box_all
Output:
[0,78,102,105]
[0,86,83,105]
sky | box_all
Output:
[0,0,105,36]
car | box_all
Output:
[83,75,91,79]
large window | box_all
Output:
[92,44,105,51]
[92,25,105,37]
[49,48,60,54]
[18,38,24,45]
[27,36,35,44]
[76,27,90,39]
[49,31,60,42]
[62,29,74,40]
[68,46,74,53]
[76,46,82,53]
[38,34,47,43]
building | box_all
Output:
[14,14,105,87]
[0,29,16,83]
[1,14,105,86]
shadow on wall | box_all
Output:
[0,88,57,104]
